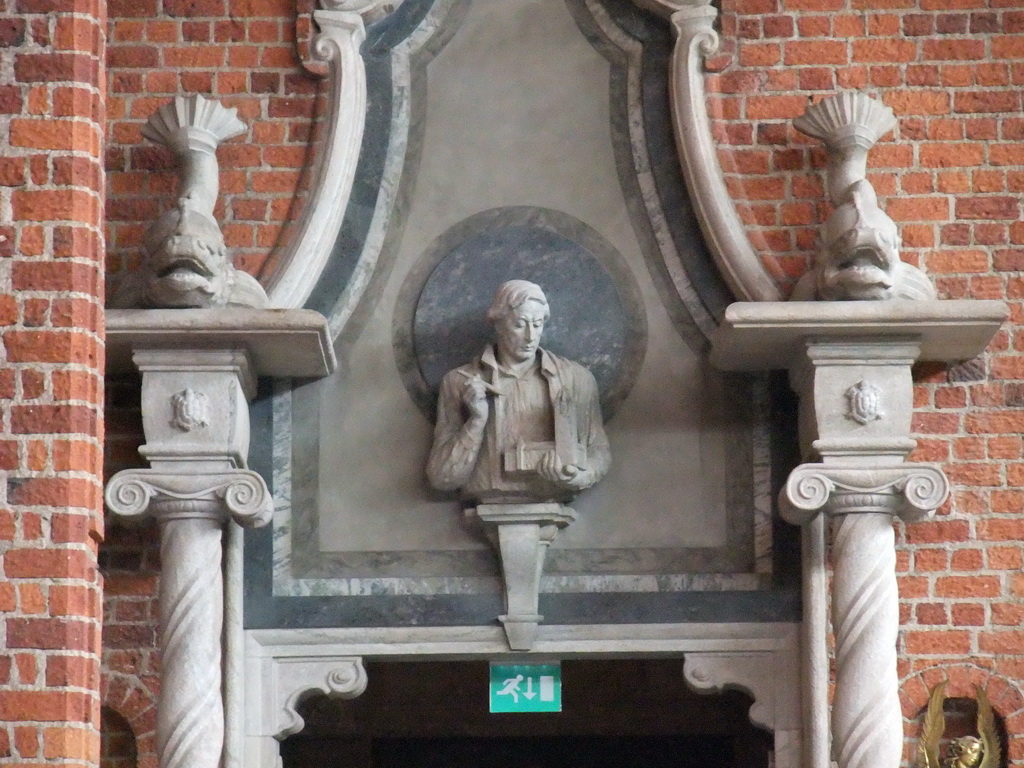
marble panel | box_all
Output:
[245,0,796,629]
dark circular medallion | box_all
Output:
[395,207,647,420]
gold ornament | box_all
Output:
[917,681,1001,768]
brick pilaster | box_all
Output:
[1,0,106,764]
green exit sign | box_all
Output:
[489,663,561,713]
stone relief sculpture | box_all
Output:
[426,280,611,650]
[790,91,936,302]
[110,94,269,309]
[426,279,611,503]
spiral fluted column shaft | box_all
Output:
[104,469,273,768]
[157,507,227,768]
[830,512,902,768]
[780,464,948,768]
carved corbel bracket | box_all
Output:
[266,0,401,308]
[470,503,577,651]
[631,0,782,302]
[684,650,800,734]
[270,657,368,740]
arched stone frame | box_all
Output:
[240,623,800,768]
[263,0,785,311]
[263,0,403,308]
[900,664,1024,764]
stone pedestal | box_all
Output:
[470,503,577,651]
[104,308,335,768]
[712,300,1006,768]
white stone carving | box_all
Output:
[791,92,935,302]
[104,310,336,768]
[276,659,368,739]
[471,503,577,651]
[427,281,610,503]
[170,388,211,432]
[111,95,268,310]
[631,0,782,302]
[683,651,800,736]
[105,471,272,768]
[779,467,946,768]
[244,623,801,768]
[845,380,883,425]
[243,653,368,768]
[711,300,1006,768]
[265,1,399,308]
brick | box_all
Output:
[956,197,1020,220]
[935,575,1001,597]
[11,262,101,294]
[979,631,1024,655]
[919,143,984,168]
[11,189,101,223]
[951,604,985,626]
[784,40,847,66]
[0,691,92,723]
[904,630,972,655]
[887,197,950,222]
[14,52,98,84]
[10,404,99,435]
[4,330,99,365]
[884,90,950,116]
[923,38,986,60]
[852,39,917,63]
[955,91,1021,114]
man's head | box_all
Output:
[487,280,550,365]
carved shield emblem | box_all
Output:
[845,380,883,425]
[170,388,211,432]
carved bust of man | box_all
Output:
[426,280,611,503]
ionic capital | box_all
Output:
[105,468,273,528]
[780,464,948,525]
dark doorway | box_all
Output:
[281,659,772,768]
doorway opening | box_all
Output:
[281,658,772,768]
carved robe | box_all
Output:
[427,345,610,502]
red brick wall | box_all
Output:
[95,0,1024,766]
[104,0,319,285]
[1,0,107,764]
[707,0,1024,762]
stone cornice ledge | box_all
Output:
[710,300,1008,371]
[106,307,337,378]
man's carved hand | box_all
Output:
[537,452,590,491]
[461,375,490,423]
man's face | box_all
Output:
[494,301,546,365]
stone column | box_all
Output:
[782,464,947,768]
[106,350,273,768]
[780,339,949,768]
[104,308,336,768]
[711,300,1006,768]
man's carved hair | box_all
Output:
[486,280,550,324]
